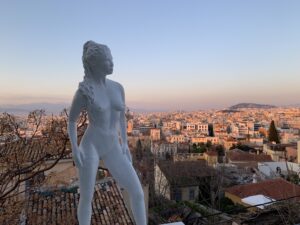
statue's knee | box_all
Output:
[80,193,94,204]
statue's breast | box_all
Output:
[110,93,125,112]
[108,82,125,112]
[92,95,110,112]
[79,79,125,114]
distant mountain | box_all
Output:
[129,107,170,113]
[0,102,69,115]
[218,109,240,113]
[229,103,277,110]
[280,103,300,108]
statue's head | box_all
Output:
[82,40,113,78]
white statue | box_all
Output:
[68,41,147,225]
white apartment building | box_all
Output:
[184,122,208,134]
[151,141,178,160]
[186,123,196,131]
[162,121,181,130]
[167,134,185,143]
[150,128,161,141]
[238,123,249,136]
[191,136,219,145]
[196,123,209,135]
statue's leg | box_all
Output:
[103,145,147,225]
[77,143,99,225]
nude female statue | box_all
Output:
[68,41,147,225]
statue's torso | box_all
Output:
[79,79,125,132]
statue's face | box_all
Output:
[101,49,114,75]
[92,47,113,76]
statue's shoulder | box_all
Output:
[78,80,92,95]
[78,80,94,104]
[107,79,124,92]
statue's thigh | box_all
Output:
[103,147,140,190]
[78,153,99,195]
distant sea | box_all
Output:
[1,102,299,116]
[0,103,69,116]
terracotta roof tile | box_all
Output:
[0,139,72,163]
[225,178,300,201]
[158,160,214,186]
[25,178,134,225]
[228,151,272,162]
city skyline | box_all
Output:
[0,1,300,110]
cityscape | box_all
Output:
[1,1,300,225]
[1,103,300,224]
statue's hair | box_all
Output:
[82,40,109,79]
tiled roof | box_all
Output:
[225,178,300,201]
[227,150,272,162]
[158,160,214,186]
[0,139,72,163]
[25,178,134,225]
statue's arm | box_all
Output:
[119,84,127,147]
[119,84,132,163]
[68,89,86,167]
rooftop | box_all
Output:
[226,178,300,201]
[157,160,214,186]
[228,149,272,162]
[25,178,134,225]
[0,139,72,163]
[242,194,275,209]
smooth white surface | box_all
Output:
[258,161,300,177]
[68,41,146,225]
[242,194,275,209]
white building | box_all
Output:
[151,141,178,159]
[150,128,161,141]
[258,161,300,178]
[167,134,185,143]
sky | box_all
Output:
[0,1,299,111]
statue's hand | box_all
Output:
[73,147,84,168]
[122,144,132,164]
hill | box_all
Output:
[229,103,276,110]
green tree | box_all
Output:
[268,120,280,144]
[192,143,207,153]
[136,139,143,160]
[216,145,225,156]
[206,140,212,148]
[208,124,214,137]
[192,143,197,151]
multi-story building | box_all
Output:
[151,141,178,160]
[150,128,161,141]
[167,134,185,143]
[154,161,214,202]
[191,136,219,145]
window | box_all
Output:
[189,189,195,200]
[171,188,182,201]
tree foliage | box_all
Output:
[0,109,88,224]
[268,120,280,144]
[208,124,214,137]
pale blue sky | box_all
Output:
[0,1,299,110]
